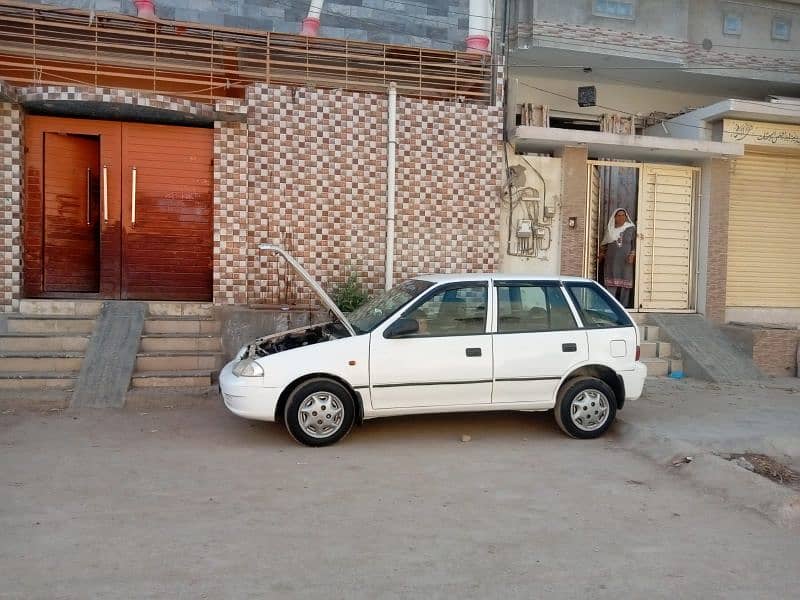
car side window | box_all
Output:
[496,283,577,333]
[566,283,631,329]
[403,284,487,336]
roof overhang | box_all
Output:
[511,126,744,161]
[674,99,800,126]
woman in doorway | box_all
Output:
[599,208,636,307]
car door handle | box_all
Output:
[466,347,482,357]
[562,343,577,352]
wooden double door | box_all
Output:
[24,117,213,301]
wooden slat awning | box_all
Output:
[0,0,493,104]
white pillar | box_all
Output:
[466,0,492,53]
[385,82,397,290]
[301,0,324,36]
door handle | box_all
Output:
[131,166,137,225]
[562,343,577,352]
[86,167,91,225]
[466,347,482,357]
[102,165,108,223]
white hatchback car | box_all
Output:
[220,246,647,446]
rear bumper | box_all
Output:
[621,362,647,401]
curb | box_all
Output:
[612,418,800,530]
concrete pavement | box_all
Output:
[2,393,800,600]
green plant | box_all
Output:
[331,270,369,313]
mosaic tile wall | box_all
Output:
[213,120,249,306]
[0,83,503,308]
[0,103,22,312]
[239,84,504,306]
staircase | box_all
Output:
[132,304,222,391]
[0,300,222,409]
[631,314,683,377]
[0,300,100,406]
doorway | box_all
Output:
[24,116,214,301]
[585,161,699,312]
[42,133,101,293]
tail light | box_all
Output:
[635,345,641,361]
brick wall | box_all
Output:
[556,145,588,277]
[753,329,800,377]
[705,158,731,324]
[0,102,22,312]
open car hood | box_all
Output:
[259,244,356,337]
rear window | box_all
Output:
[565,283,632,329]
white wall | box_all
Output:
[500,151,563,275]
[508,73,726,133]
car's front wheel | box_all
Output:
[554,377,617,439]
[284,378,356,447]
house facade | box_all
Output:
[0,0,504,313]
[502,0,800,374]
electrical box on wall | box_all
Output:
[578,86,596,108]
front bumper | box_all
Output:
[621,361,648,401]
[219,361,280,422]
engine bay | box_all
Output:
[249,323,347,358]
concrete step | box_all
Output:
[657,342,673,359]
[140,334,221,353]
[131,370,213,388]
[643,325,660,342]
[135,352,222,372]
[0,333,90,352]
[4,315,96,334]
[0,352,84,373]
[642,357,669,377]
[146,302,214,318]
[0,372,76,390]
[18,299,103,317]
[143,317,221,335]
[639,342,658,359]
[0,388,72,410]
[18,300,214,319]
[630,312,648,326]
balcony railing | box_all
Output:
[0,0,492,104]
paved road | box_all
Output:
[1,397,799,599]
[627,378,800,468]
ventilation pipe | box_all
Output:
[302,0,324,36]
[466,0,492,53]
[385,82,397,290]
[133,0,156,20]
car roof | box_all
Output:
[413,273,595,284]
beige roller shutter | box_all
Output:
[637,165,696,310]
[728,152,800,308]
[584,165,600,279]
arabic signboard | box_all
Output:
[722,119,800,147]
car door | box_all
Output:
[369,282,493,410]
[491,281,588,406]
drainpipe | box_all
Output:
[466,0,492,53]
[301,0,324,36]
[385,82,397,290]
[133,0,156,20]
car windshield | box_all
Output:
[348,279,433,334]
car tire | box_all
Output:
[554,377,617,439]
[284,378,356,447]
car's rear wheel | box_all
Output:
[284,378,356,447]
[554,377,617,439]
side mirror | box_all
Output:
[384,318,420,338]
